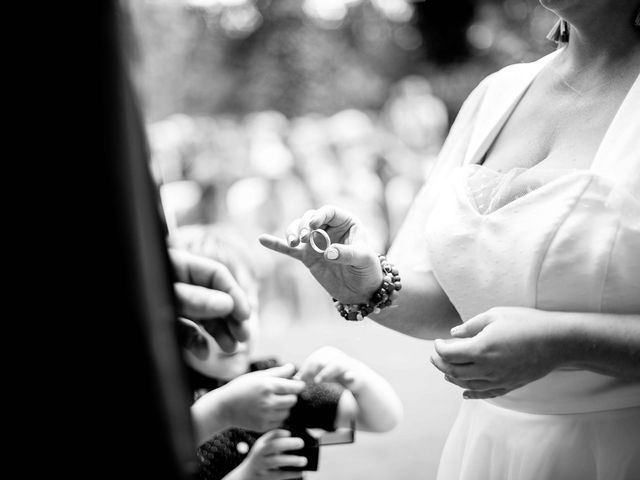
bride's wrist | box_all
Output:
[334,255,402,321]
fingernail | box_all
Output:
[326,247,339,260]
[450,326,459,334]
[298,457,308,466]
[299,227,309,239]
[287,235,298,247]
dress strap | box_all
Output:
[463,50,561,166]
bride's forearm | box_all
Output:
[370,268,460,340]
[550,312,640,379]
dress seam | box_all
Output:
[534,176,594,306]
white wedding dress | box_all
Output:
[404,50,640,479]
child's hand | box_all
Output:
[220,364,306,432]
[297,347,403,434]
[226,429,308,480]
[296,346,364,390]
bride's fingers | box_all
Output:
[298,210,317,242]
[309,205,356,231]
[258,234,303,260]
[462,388,509,399]
[285,219,302,247]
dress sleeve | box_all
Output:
[388,76,492,271]
[285,382,344,431]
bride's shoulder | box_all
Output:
[482,50,561,88]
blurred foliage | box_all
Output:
[128,0,557,123]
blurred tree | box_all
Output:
[128,0,556,122]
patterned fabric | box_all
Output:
[197,428,262,480]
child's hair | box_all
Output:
[169,223,258,298]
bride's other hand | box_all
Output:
[258,205,382,304]
[430,307,559,399]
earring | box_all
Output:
[559,19,569,42]
[546,18,569,44]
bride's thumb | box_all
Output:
[324,243,377,268]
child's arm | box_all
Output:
[296,346,403,432]
[192,364,305,446]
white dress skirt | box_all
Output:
[437,401,640,480]
[404,51,640,479]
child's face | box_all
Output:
[180,310,259,381]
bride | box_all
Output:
[259,1,640,479]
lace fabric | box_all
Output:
[465,165,578,215]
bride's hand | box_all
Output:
[258,205,383,304]
[430,307,559,399]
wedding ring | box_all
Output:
[309,228,331,254]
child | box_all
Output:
[169,224,403,480]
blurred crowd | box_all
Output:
[147,74,448,327]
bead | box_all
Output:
[394,281,402,290]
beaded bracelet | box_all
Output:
[333,255,401,321]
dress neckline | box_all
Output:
[463,49,640,184]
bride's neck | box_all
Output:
[562,7,640,72]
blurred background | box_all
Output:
[124,1,557,478]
